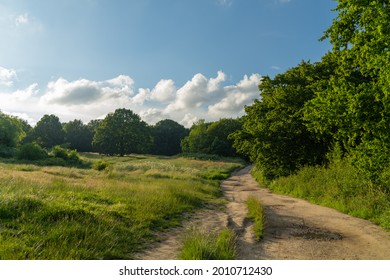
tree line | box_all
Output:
[0,109,243,160]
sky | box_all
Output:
[0,0,336,127]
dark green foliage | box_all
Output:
[25,114,65,149]
[92,109,152,156]
[181,118,242,157]
[0,145,15,158]
[17,143,48,160]
[150,119,189,156]
[231,61,332,180]
[64,120,93,152]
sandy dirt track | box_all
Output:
[135,166,390,260]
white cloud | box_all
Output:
[11,83,39,101]
[0,66,17,87]
[208,74,261,118]
[41,76,134,106]
[150,79,176,102]
[15,13,29,26]
[1,72,261,127]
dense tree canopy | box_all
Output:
[150,119,189,156]
[24,114,65,149]
[181,118,242,157]
[92,108,152,156]
[304,0,390,180]
[231,61,332,179]
[64,119,93,152]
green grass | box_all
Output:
[179,228,236,260]
[245,196,265,240]
[253,160,390,231]
[0,154,244,259]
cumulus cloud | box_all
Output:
[0,66,17,87]
[41,76,134,105]
[11,83,39,101]
[1,71,261,127]
[208,74,261,118]
[150,79,176,102]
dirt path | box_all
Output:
[135,166,390,260]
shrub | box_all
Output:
[50,146,69,159]
[50,146,80,162]
[68,150,80,162]
[93,160,111,171]
[17,143,48,160]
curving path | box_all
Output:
[135,166,390,260]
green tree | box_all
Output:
[0,112,26,157]
[232,61,332,180]
[25,114,65,149]
[92,108,152,156]
[64,119,93,152]
[0,112,25,147]
[181,120,210,154]
[208,118,242,157]
[151,119,189,156]
[181,118,242,157]
[304,1,390,180]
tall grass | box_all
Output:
[179,228,236,260]
[245,196,265,240]
[0,154,244,259]
[254,160,390,230]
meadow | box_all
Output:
[0,154,244,259]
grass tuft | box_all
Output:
[179,228,236,260]
[245,196,265,240]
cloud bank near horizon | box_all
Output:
[0,66,261,127]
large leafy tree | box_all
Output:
[150,119,189,156]
[24,114,65,149]
[232,61,332,179]
[0,112,26,157]
[92,108,152,156]
[304,0,390,180]
[64,119,93,152]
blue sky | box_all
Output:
[0,0,336,126]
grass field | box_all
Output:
[0,154,244,259]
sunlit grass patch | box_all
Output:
[179,228,236,260]
[245,196,265,240]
